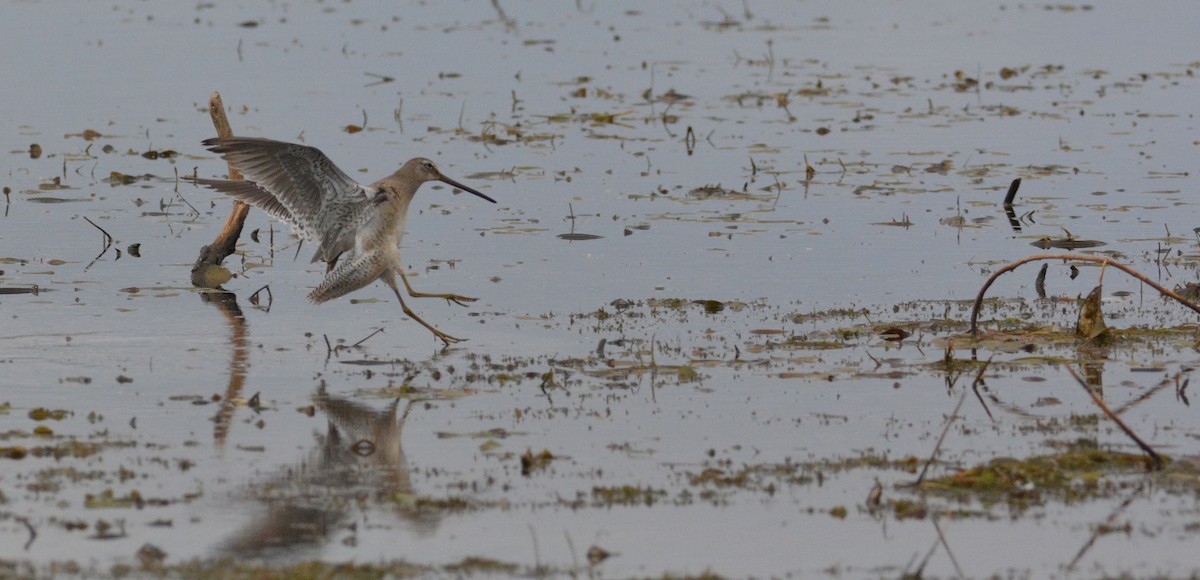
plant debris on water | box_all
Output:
[4,2,1200,578]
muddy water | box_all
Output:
[3,2,1200,578]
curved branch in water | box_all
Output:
[969,253,1200,338]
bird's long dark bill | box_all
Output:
[440,176,496,203]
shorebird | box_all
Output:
[196,136,496,345]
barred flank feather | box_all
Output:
[307,252,385,304]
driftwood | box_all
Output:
[190,92,251,288]
[969,253,1200,337]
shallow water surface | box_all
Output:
[3,1,1200,578]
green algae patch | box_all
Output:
[2,440,103,461]
[892,499,929,520]
[788,308,870,324]
[1,446,29,460]
[591,485,667,507]
[29,408,70,421]
[676,365,701,382]
[169,558,430,579]
[686,462,816,492]
[444,557,521,576]
[920,440,1160,509]
[388,493,475,513]
[782,337,847,350]
[84,489,144,509]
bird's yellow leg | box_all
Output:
[385,275,465,345]
[399,270,477,307]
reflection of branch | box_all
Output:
[82,216,115,270]
[932,516,965,578]
[1112,376,1174,416]
[83,215,113,246]
[912,386,969,486]
[201,291,248,449]
[1066,481,1144,572]
[970,254,1200,337]
[0,512,38,550]
[1061,363,1163,470]
[490,0,517,32]
[971,356,995,422]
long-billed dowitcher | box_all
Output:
[196,137,496,345]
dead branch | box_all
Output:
[190,91,252,288]
[970,253,1200,338]
[248,284,272,310]
[352,327,385,348]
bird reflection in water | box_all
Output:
[220,389,440,558]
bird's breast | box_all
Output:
[353,200,409,259]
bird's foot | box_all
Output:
[442,293,477,308]
[409,290,477,307]
[433,329,466,346]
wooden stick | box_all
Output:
[1002,177,1021,206]
[969,253,1200,338]
[190,91,252,288]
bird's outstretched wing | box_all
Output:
[193,177,295,224]
[199,137,371,244]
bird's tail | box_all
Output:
[308,251,385,304]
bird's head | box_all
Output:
[399,158,496,204]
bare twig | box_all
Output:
[0,285,39,295]
[248,284,272,310]
[352,327,385,348]
[1002,177,1021,206]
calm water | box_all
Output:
[2,1,1200,577]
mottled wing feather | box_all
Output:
[310,193,375,264]
[201,137,371,246]
[194,178,295,229]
